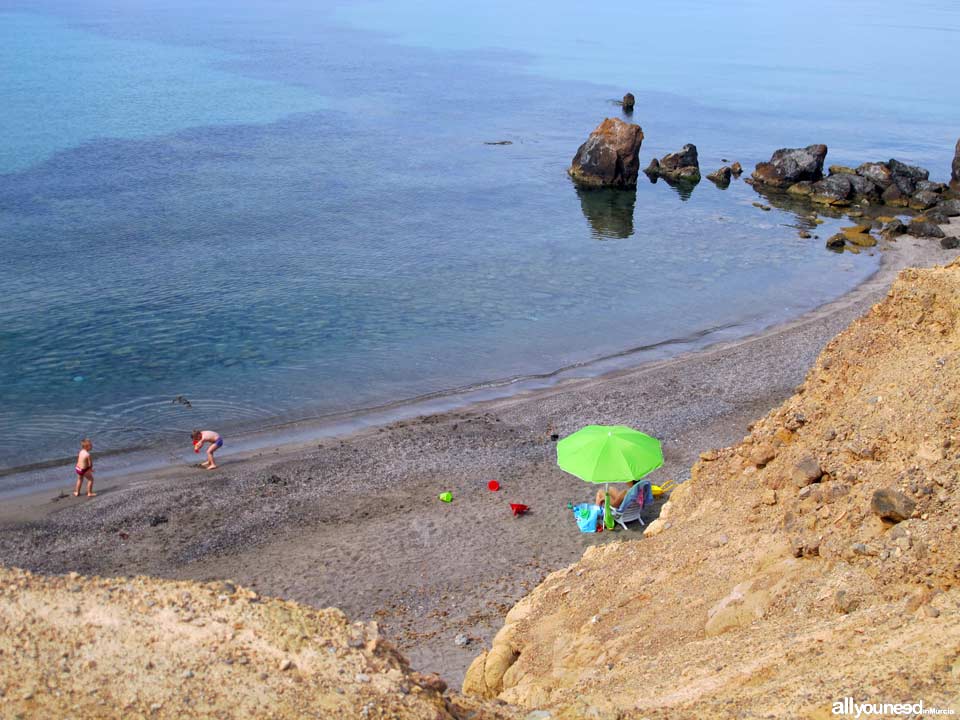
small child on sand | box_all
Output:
[191,429,223,470]
[74,438,96,497]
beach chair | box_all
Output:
[610,479,654,530]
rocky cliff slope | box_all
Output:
[464,260,960,718]
[0,568,518,719]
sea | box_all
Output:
[1,0,958,489]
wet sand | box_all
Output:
[1,233,956,688]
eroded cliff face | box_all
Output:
[0,568,518,720]
[465,260,960,718]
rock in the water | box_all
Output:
[941,236,960,249]
[909,218,946,238]
[787,181,813,196]
[881,183,910,207]
[730,161,743,176]
[841,225,877,247]
[916,180,947,194]
[888,158,929,183]
[707,166,732,186]
[826,233,846,250]
[952,138,960,188]
[810,174,853,206]
[568,118,644,188]
[870,488,915,523]
[828,165,856,175]
[880,218,907,239]
[856,162,894,189]
[646,144,700,183]
[750,145,827,188]
[621,92,635,111]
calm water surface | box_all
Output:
[1,0,958,479]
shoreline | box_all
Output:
[1,231,956,688]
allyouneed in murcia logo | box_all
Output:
[832,698,956,716]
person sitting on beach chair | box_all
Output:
[594,480,636,510]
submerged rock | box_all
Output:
[568,118,644,188]
[750,144,827,188]
[645,144,701,183]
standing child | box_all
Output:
[191,429,223,470]
[74,438,96,497]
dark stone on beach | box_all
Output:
[810,174,853,206]
[923,208,950,225]
[909,218,945,238]
[952,138,960,188]
[880,218,907,239]
[707,166,732,186]
[149,515,169,527]
[730,161,743,176]
[575,185,636,239]
[942,236,960,249]
[938,198,960,216]
[569,118,644,187]
[916,180,947,194]
[751,144,827,188]
[856,162,894,189]
[622,92,635,111]
[909,190,940,210]
[648,144,701,183]
[870,488,915,523]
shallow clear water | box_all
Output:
[1,0,958,475]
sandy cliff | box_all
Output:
[0,568,518,720]
[464,259,960,718]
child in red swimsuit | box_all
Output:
[73,438,96,497]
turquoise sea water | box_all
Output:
[1,0,958,478]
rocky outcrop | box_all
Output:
[465,259,960,717]
[749,144,827,188]
[0,568,517,720]
[568,118,644,188]
[644,143,701,183]
[952,138,960,189]
[621,92,635,112]
[706,166,732,187]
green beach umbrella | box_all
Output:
[557,425,663,529]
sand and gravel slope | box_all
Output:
[464,259,960,718]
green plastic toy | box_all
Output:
[439,491,453,503]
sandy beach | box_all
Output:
[1,232,956,688]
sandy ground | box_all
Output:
[1,231,956,689]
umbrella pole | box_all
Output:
[603,482,615,530]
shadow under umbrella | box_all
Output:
[574,184,637,240]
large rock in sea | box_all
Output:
[953,138,960,189]
[568,118,644,187]
[750,145,827,188]
[645,144,701,183]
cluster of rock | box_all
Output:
[644,143,701,184]
[748,144,959,214]
[706,162,742,187]
[567,117,644,187]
